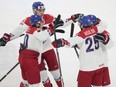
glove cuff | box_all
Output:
[103,35,110,44]
[49,23,54,29]
[48,27,54,35]
[61,38,70,46]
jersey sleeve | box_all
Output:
[97,20,114,49]
[10,17,31,40]
[101,30,114,49]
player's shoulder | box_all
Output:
[76,26,98,39]
[20,16,31,26]
[43,14,55,24]
[43,14,55,18]
[44,14,54,17]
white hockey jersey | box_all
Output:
[9,15,74,53]
[66,23,113,71]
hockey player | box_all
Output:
[18,14,63,87]
[52,15,113,87]
[0,1,83,87]
[87,15,112,87]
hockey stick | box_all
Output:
[55,29,65,33]
[70,23,79,58]
[53,14,64,87]
[0,62,19,82]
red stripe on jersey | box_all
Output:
[43,14,55,24]
[26,27,37,34]
[76,26,98,39]
[22,17,31,26]
[20,14,54,27]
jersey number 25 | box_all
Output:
[85,37,99,52]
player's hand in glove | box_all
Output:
[49,18,64,35]
[0,33,11,46]
[52,38,69,48]
[94,33,110,44]
[71,13,84,23]
[49,19,64,29]
[53,18,64,28]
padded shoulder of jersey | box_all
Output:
[76,26,98,39]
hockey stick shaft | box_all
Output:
[70,23,79,58]
[70,23,74,37]
[53,14,64,87]
[0,62,19,82]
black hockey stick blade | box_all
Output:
[70,23,74,37]
[55,29,65,33]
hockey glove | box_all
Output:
[71,13,84,23]
[0,33,11,46]
[49,19,64,29]
[53,17,64,28]
[94,33,110,44]
[49,19,64,35]
[52,38,69,48]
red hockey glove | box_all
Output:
[71,13,84,23]
[0,33,11,46]
[52,38,69,48]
